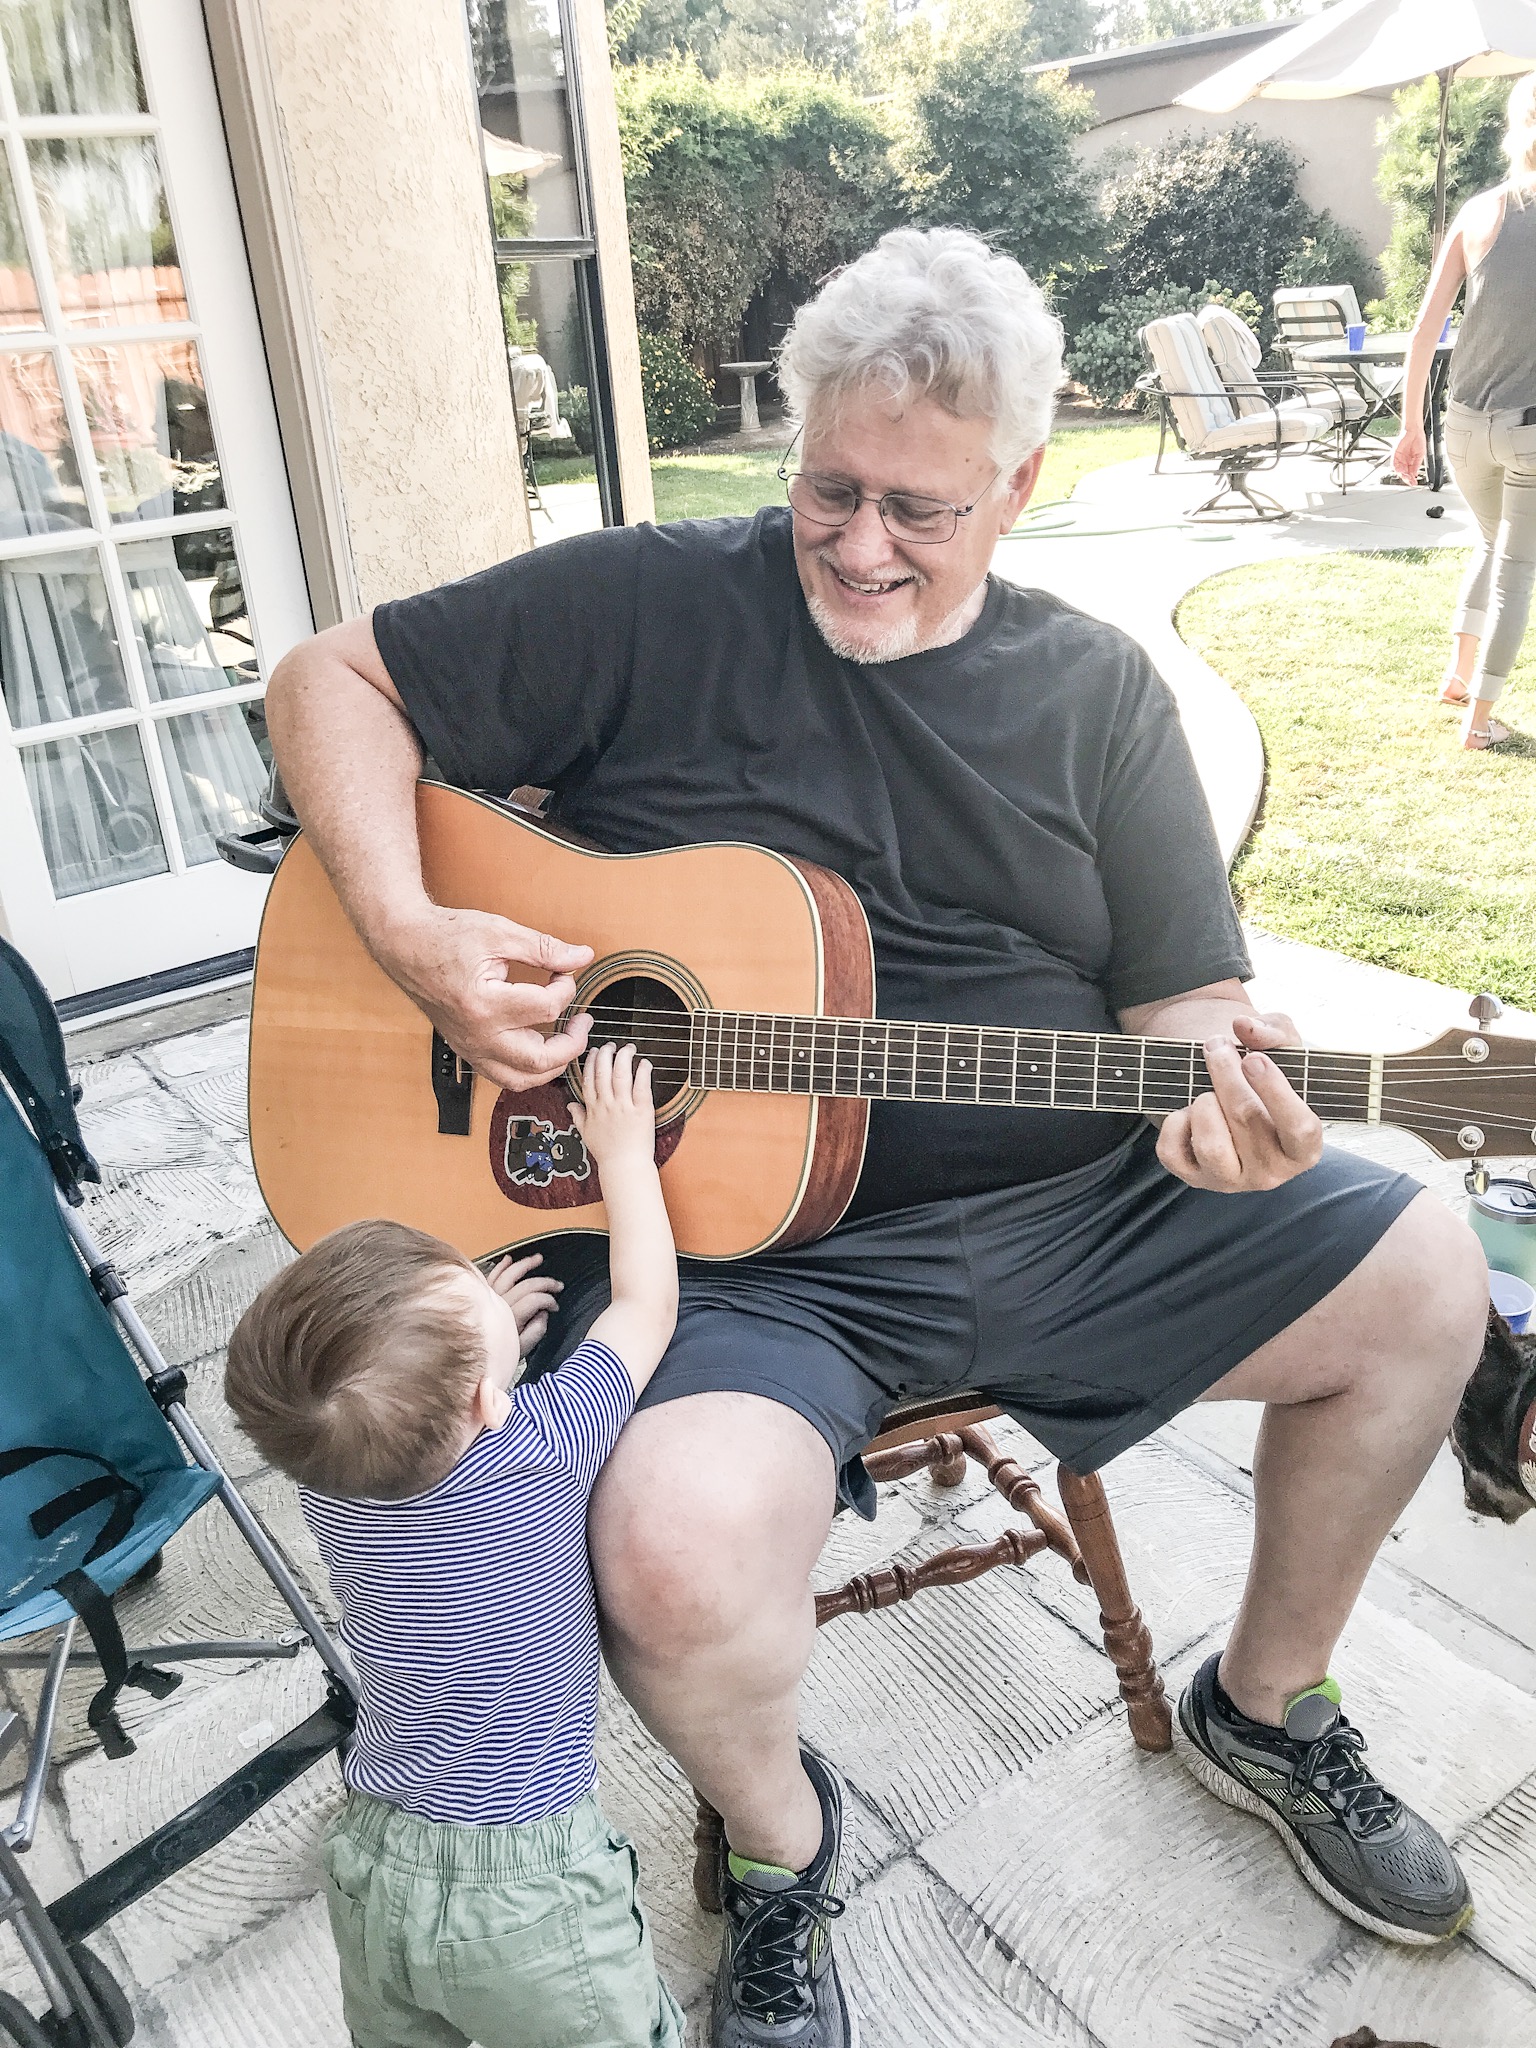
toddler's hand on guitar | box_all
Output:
[569,1041,657,1173]
[377,906,594,1092]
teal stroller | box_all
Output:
[0,936,353,2046]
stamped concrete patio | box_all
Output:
[4,444,1536,2048]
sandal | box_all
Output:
[1438,675,1471,706]
[1463,716,1510,749]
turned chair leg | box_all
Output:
[693,1794,725,1913]
[1056,1465,1172,1752]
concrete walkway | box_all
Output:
[5,448,1536,2048]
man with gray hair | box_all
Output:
[267,227,1484,2044]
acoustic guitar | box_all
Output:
[248,783,1536,1262]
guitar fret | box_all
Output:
[687,1017,1390,1134]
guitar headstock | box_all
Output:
[1383,1025,1536,1160]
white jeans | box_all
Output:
[1445,397,1536,705]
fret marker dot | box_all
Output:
[1115,1068,1124,1078]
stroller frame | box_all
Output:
[0,978,355,2047]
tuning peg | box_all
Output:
[1469,993,1504,1025]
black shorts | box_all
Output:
[532,1126,1421,1518]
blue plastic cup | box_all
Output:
[1440,315,1453,344]
[1490,1270,1536,1334]
[1347,322,1366,352]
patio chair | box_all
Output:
[0,935,354,2048]
[689,1395,1170,1911]
[1272,286,1406,430]
[1136,312,1334,520]
[1197,303,1377,493]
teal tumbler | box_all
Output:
[1470,1178,1536,1285]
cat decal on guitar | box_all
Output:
[248,785,1536,1264]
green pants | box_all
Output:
[323,1789,685,2048]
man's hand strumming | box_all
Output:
[376,907,593,1093]
[1154,1010,1324,1195]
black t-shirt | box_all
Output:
[374,507,1250,1217]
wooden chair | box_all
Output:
[689,1393,1172,1912]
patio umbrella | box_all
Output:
[1176,0,1536,244]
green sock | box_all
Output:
[727,1851,798,1882]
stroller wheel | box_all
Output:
[0,1991,52,2048]
[63,1951,133,2046]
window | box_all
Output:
[468,0,623,530]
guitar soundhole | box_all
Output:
[585,975,692,1108]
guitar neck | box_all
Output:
[684,1015,1377,1120]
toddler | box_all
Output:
[226,1042,682,2048]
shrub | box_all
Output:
[1065,281,1262,409]
[1094,126,1317,311]
[638,331,717,451]
[1274,212,1380,318]
[1372,75,1512,326]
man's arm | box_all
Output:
[264,618,592,1091]
[1118,979,1322,1195]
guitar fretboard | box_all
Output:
[679,1014,1374,1120]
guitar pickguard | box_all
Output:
[488,1084,684,1210]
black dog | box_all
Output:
[1450,1308,1536,1524]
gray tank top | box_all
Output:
[1450,188,1536,414]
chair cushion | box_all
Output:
[1141,313,1235,453]
[1197,304,1268,417]
[1199,398,1333,453]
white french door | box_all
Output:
[0,0,311,1001]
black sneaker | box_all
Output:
[709,1749,857,2047]
[1176,1652,1473,1945]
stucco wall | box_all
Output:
[253,0,531,607]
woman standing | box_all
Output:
[1393,76,1536,750]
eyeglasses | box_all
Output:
[777,450,1002,546]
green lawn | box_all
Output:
[1177,551,1536,1008]
[533,422,1161,523]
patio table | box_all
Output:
[1296,330,1456,491]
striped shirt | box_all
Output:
[301,1338,633,1826]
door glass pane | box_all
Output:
[70,337,222,521]
[118,527,253,700]
[500,256,585,401]
[20,722,167,895]
[473,0,583,242]
[1,0,146,117]
[0,349,89,532]
[0,542,129,724]
[27,135,183,328]
[0,156,41,330]
[158,701,266,866]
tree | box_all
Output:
[1103,0,1277,42]
[607,0,861,76]
[616,63,898,347]
[1373,74,1512,325]
[895,0,1104,286]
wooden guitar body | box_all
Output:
[249,784,873,1261]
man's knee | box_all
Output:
[589,1394,835,1661]
[1363,1194,1487,1400]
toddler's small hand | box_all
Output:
[570,1041,656,1171]
[488,1251,563,1357]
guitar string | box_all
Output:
[580,1034,1531,1092]
[578,1003,1528,1076]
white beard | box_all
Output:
[804,588,922,665]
